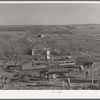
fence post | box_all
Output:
[91,74,94,85]
[63,81,65,90]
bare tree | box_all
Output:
[0,34,12,41]
[0,38,23,65]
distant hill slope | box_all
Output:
[14,25,73,41]
[69,24,100,29]
[0,24,100,30]
[0,25,32,31]
[1,24,100,60]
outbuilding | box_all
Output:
[37,34,44,38]
[76,56,93,68]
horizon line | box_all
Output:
[0,23,100,26]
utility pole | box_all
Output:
[63,81,65,90]
[91,74,94,85]
[90,65,94,85]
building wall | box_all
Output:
[45,50,50,60]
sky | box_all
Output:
[0,3,100,25]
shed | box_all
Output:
[17,67,47,77]
[76,56,93,68]
[37,34,44,38]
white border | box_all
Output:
[0,1,100,3]
[0,1,100,99]
[0,90,100,99]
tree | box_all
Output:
[0,38,24,65]
[0,34,12,41]
[0,33,34,65]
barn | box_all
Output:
[32,42,51,60]
[76,56,93,68]
[32,42,50,52]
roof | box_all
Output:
[32,42,50,51]
[76,56,93,63]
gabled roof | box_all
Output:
[32,42,50,50]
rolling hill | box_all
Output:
[0,24,100,61]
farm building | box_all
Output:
[37,34,44,38]
[32,42,50,51]
[32,60,49,67]
[76,56,93,68]
[16,68,46,78]
[16,66,62,80]
[32,42,51,60]
[21,60,49,70]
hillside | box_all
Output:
[0,24,100,61]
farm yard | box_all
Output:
[1,62,100,90]
[0,25,100,90]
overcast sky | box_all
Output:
[0,3,100,25]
